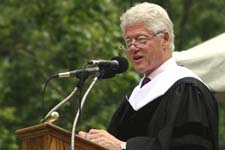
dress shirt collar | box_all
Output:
[147,57,177,80]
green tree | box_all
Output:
[0,0,125,149]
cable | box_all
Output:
[41,75,56,118]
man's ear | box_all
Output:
[162,32,170,49]
[163,32,170,42]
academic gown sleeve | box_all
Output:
[111,78,218,150]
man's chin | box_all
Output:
[133,67,145,74]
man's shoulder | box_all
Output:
[169,77,216,102]
[172,77,209,90]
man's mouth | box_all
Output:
[133,55,143,61]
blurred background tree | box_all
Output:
[0,0,224,149]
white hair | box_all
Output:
[120,2,175,51]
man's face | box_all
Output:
[124,22,171,76]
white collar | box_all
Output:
[129,57,201,111]
[148,57,177,79]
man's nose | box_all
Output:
[128,44,139,52]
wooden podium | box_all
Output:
[16,123,108,150]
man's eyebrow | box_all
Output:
[125,34,150,39]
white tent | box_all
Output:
[173,33,225,103]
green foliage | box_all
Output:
[178,0,225,49]
[0,0,225,149]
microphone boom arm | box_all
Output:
[70,75,99,150]
[40,86,79,123]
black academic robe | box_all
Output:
[107,77,218,150]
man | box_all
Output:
[78,2,218,150]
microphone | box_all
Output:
[56,67,100,78]
[88,59,119,68]
[89,56,128,79]
[54,56,128,79]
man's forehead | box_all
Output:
[124,22,152,38]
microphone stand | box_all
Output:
[70,73,100,150]
[40,74,90,123]
[40,86,78,123]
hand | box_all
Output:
[78,129,124,150]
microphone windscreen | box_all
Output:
[111,56,129,73]
[99,56,128,79]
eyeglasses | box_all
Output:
[124,31,164,50]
